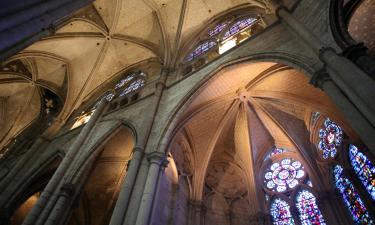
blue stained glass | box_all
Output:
[270,147,286,157]
[222,17,257,40]
[296,190,326,225]
[270,198,295,225]
[264,158,305,193]
[208,22,229,36]
[333,165,374,225]
[119,78,145,97]
[318,118,343,159]
[349,145,375,200]
[186,41,217,61]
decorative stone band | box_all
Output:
[59,183,76,198]
[310,69,331,89]
[146,152,169,167]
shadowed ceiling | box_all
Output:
[169,61,349,217]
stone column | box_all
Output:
[188,200,203,225]
[134,152,167,225]
[22,99,108,225]
[276,7,375,127]
[109,146,144,225]
[310,70,375,151]
[317,190,351,225]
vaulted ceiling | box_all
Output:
[169,61,350,212]
[0,0,273,150]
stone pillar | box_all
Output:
[188,200,203,225]
[310,70,375,151]
[44,183,76,225]
[109,146,144,225]
[290,206,301,225]
[134,152,168,225]
[276,7,375,127]
[22,99,108,225]
[317,190,352,225]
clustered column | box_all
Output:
[274,5,375,152]
[21,98,109,225]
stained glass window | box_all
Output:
[119,78,145,97]
[306,180,313,187]
[333,165,374,224]
[349,145,375,200]
[264,158,305,192]
[185,41,217,61]
[318,118,343,159]
[222,17,257,40]
[270,147,286,157]
[296,190,326,225]
[208,22,229,36]
[270,198,295,225]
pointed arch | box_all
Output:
[333,165,374,224]
[348,144,375,200]
[270,198,295,225]
[295,189,326,225]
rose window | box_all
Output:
[264,158,305,193]
[318,118,343,159]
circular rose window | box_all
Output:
[264,158,305,193]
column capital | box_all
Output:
[310,69,331,89]
[133,145,144,154]
[146,151,168,166]
[59,183,76,198]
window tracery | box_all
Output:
[270,147,286,157]
[184,14,264,67]
[333,165,374,224]
[222,17,258,40]
[185,41,217,62]
[270,198,296,225]
[264,158,305,193]
[296,190,326,225]
[349,145,375,200]
[318,118,343,159]
[208,22,229,37]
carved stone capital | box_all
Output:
[310,69,331,89]
[59,183,76,198]
[146,152,168,166]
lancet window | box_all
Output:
[296,190,326,225]
[71,71,146,129]
[270,198,295,225]
[333,165,374,224]
[264,154,326,225]
[184,14,264,65]
[349,145,375,200]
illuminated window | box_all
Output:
[349,145,375,200]
[270,147,286,157]
[318,118,343,159]
[185,41,217,61]
[71,109,96,129]
[208,22,229,36]
[115,71,146,97]
[222,17,258,40]
[333,165,374,224]
[296,190,326,225]
[264,158,305,193]
[270,198,295,225]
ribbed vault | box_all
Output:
[168,61,349,218]
[1,0,275,140]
